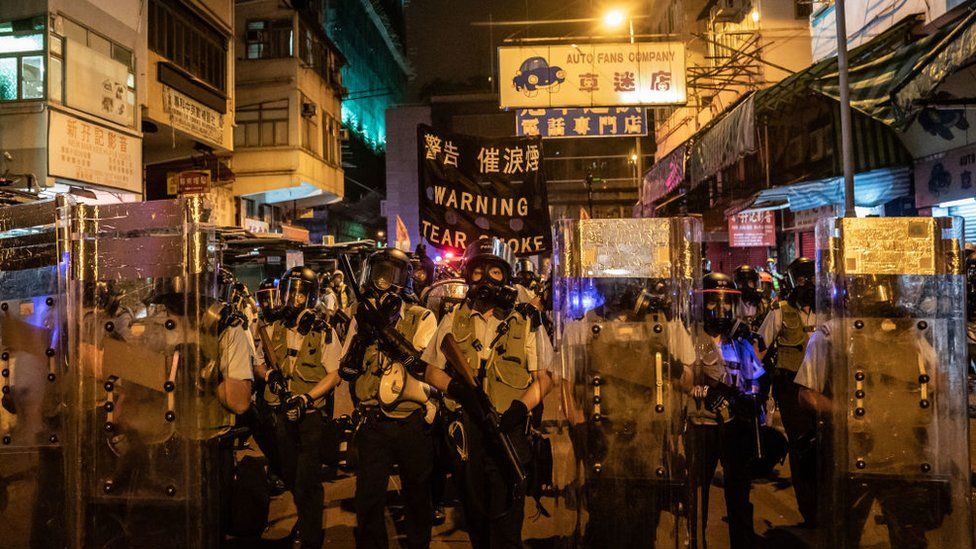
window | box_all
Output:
[234,99,288,147]
[322,113,342,166]
[0,16,45,102]
[52,18,136,113]
[795,0,813,18]
[300,95,319,155]
[297,17,341,87]
[245,19,293,59]
[149,0,227,92]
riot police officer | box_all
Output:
[689,272,764,549]
[259,266,342,548]
[757,257,818,527]
[421,238,553,548]
[734,264,770,330]
[337,248,438,549]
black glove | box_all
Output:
[265,369,287,397]
[339,334,369,382]
[296,310,317,336]
[284,393,313,422]
[499,399,529,433]
[1,393,15,415]
[447,378,482,413]
[704,383,739,413]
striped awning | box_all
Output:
[815,9,976,128]
[687,94,757,185]
[737,167,911,214]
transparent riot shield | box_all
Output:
[421,277,468,321]
[815,216,972,548]
[0,198,70,547]
[65,197,225,548]
[552,217,701,548]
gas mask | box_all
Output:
[703,290,738,338]
[791,283,815,309]
[633,281,672,320]
[466,281,518,312]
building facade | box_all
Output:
[0,1,145,202]
[232,0,345,236]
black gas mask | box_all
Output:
[786,257,815,310]
[734,266,761,307]
[633,281,672,320]
[702,273,739,338]
[466,280,518,311]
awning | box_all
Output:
[737,167,911,214]
[687,93,756,185]
[640,143,686,207]
[815,9,976,128]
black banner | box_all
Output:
[417,124,551,255]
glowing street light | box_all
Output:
[603,9,626,29]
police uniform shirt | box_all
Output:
[516,284,536,305]
[340,303,438,355]
[795,320,939,394]
[319,291,338,314]
[794,325,830,393]
[757,304,817,348]
[423,308,542,373]
[220,326,257,382]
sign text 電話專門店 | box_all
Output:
[417,124,551,255]
[498,42,686,109]
[516,107,647,138]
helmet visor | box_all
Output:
[281,278,314,309]
[366,259,409,292]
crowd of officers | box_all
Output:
[187,230,836,549]
[216,238,555,548]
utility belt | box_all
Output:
[357,405,424,425]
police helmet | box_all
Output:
[363,248,413,294]
[702,272,740,336]
[462,237,515,284]
[280,266,319,310]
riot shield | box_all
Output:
[815,216,972,548]
[553,217,701,548]
[421,278,468,321]
[64,197,226,548]
[0,198,70,547]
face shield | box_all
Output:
[256,286,279,312]
[703,288,739,336]
[280,277,315,310]
[364,257,410,294]
[735,274,761,306]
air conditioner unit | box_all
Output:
[301,102,317,118]
[322,235,335,245]
[713,0,750,22]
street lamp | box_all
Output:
[603,9,626,29]
[377,230,386,238]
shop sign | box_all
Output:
[915,144,976,208]
[162,85,224,146]
[244,218,270,233]
[728,211,776,247]
[282,224,310,244]
[66,39,133,127]
[48,110,141,193]
[166,170,211,195]
[498,42,686,108]
[792,205,836,231]
[515,107,647,138]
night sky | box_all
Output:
[404,0,656,100]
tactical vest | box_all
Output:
[451,304,531,412]
[776,301,812,374]
[263,317,328,406]
[353,304,431,418]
